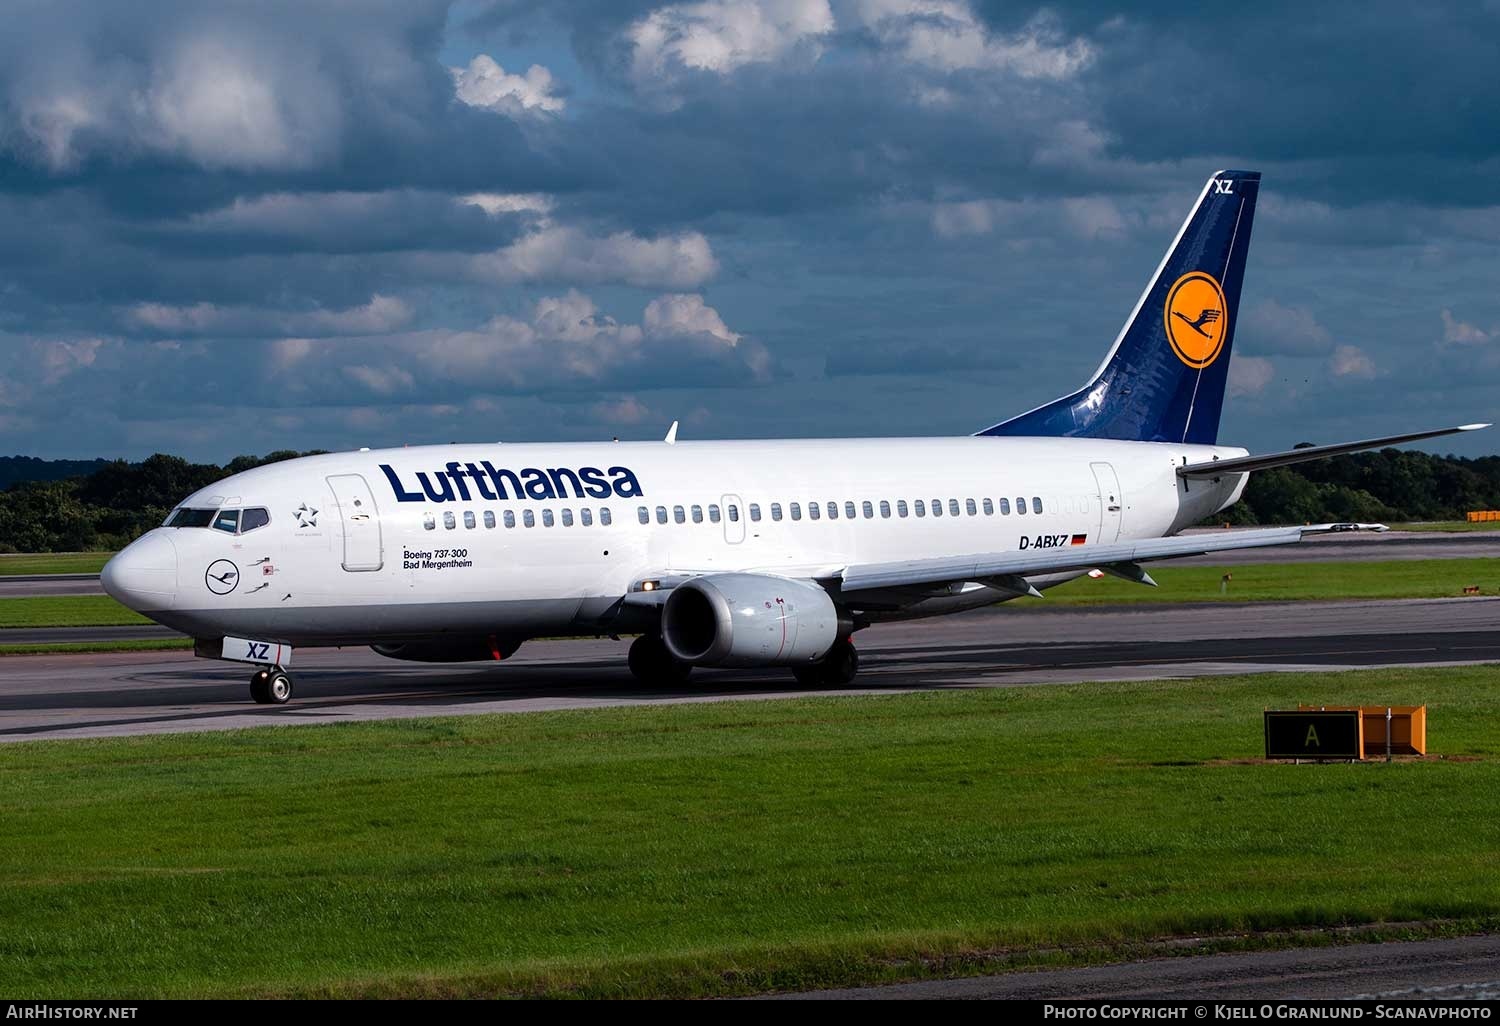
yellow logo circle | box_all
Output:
[1164,271,1228,369]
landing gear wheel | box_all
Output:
[628,635,693,685]
[823,638,859,685]
[791,638,860,687]
[249,667,294,704]
[249,669,271,704]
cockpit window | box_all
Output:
[168,508,217,528]
[168,506,271,534]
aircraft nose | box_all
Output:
[101,531,178,612]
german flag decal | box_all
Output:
[1071,534,1087,546]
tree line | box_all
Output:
[0,452,322,553]
[1,446,1499,553]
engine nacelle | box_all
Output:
[371,636,523,663]
[661,573,842,667]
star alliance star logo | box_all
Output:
[294,502,319,529]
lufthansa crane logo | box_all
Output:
[1164,271,1229,369]
[205,559,240,596]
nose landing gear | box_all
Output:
[249,667,294,704]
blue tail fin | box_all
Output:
[978,169,1260,445]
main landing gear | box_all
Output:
[628,635,693,685]
[793,637,859,687]
[249,666,294,705]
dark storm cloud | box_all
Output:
[0,0,1497,460]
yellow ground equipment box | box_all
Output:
[1467,510,1500,522]
[1297,705,1427,758]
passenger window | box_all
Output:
[542,509,555,527]
[562,509,574,527]
[729,505,739,522]
[1033,496,1044,514]
[932,499,943,518]
[673,505,685,524]
[826,502,838,520]
[914,500,925,517]
[879,500,891,518]
[240,508,270,533]
[1080,495,1089,514]
[464,510,476,529]
[443,511,456,530]
[504,510,516,528]
[213,509,239,534]
[424,513,436,531]
[749,503,762,522]
[863,501,875,519]
[999,498,1011,515]
[484,510,496,529]
[790,502,802,521]
[524,510,535,528]
[600,508,612,526]
[656,506,668,524]
[965,498,977,516]
[982,498,994,516]
[771,503,783,521]
[638,506,649,524]
[950,499,961,517]
[897,500,908,518]
[691,505,703,524]
[1016,497,1027,515]
[845,501,857,519]
[581,508,593,527]
[709,504,721,523]
[809,502,821,520]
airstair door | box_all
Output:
[326,474,384,571]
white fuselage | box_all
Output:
[104,435,1248,647]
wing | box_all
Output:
[623,524,1387,608]
[833,523,1384,598]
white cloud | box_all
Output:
[268,290,769,396]
[1243,299,1335,356]
[35,338,109,385]
[126,295,413,338]
[451,55,564,115]
[1328,344,1377,380]
[460,192,555,217]
[1441,308,1490,345]
[11,32,342,172]
[627,0,834,79]
[590,396,657,426]
[470,226,719,289]
[1228,355,1275,398]
[850,2,1094,78]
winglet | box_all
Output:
[664,420,679,445]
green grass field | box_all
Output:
[1390,522,1500,534]
[0,552,114,575]
[2,664,1499,998]
[1043,557,1500,604]
[0,638,191,656]
[0,595,150,628]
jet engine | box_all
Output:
[660,573,843,667]
[371,636,523,662]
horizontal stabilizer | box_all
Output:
[1178,423,1490,479]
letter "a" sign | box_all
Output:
[1305,724,1320,747]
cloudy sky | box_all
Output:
[2,0,1497,461]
